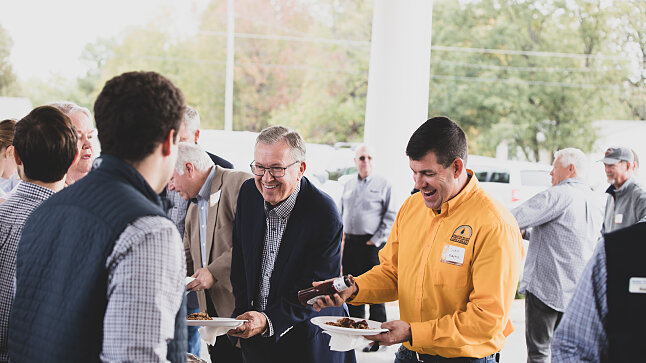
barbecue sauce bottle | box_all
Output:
[298,275,355,306]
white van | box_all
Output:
[468,155,552,210]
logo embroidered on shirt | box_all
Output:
[450,225,473,245]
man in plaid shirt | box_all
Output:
[0,106,78,362]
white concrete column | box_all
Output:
[363,0,433,208]
[224,0,235,131]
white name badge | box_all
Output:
[210,190,221,207]
[629,277,646,294]
[441,244,465,266]
[615,213,623,224]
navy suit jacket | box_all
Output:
[231,177,355,363]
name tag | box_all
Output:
[629,277,646,294]
[441,244,465,266]
[615,214,623,224]
[210,190,221,207]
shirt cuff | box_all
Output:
[260,312,274,337]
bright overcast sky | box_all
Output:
[0,0,209,80]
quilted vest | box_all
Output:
[9,155,186,363]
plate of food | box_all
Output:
[310,316,388,336]
[186,312,247,327]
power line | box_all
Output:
[431,59,622,73]
[195,30,627,61]
[430,74,644,91]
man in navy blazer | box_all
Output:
[228,126,356,363]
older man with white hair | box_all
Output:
[511,148,604,363]
[49,102,97,185]
[169,142,250,363]
[166,105,235,356]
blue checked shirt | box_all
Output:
[551,241,608,362]
[511,177,603,311]
[256,181,300,336]
[0,182,55,362]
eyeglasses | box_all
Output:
[358,155,372,161]
[250,160,300,177]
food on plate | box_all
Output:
[187,312,212,320]
[325,317,369,329]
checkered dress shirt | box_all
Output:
[166,188,189,239]
[255,182,300,336]
[511,177,603,311]
[551,242,608,362]
[101,215,185,362]
[0,182,55,362]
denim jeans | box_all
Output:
[394,346,499,363]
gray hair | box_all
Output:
[184,105,201,136]
[256,125,306,162]
[175,142,214,175]
[555,147,587,179]
[49,101,92,119]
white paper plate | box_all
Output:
[311,316,388,336]
[186,317,247,327]
[185,276,196,286]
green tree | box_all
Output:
[429,0,631,161]
[0,25,19,96]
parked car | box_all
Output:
[467,155,552,210]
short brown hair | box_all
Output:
[14,106,78,182]
[94,71,185,163]
[0,119,16,150]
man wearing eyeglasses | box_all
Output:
[49,102,97,185]
[339,144,395,353]
[228,126,356,363]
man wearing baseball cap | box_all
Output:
[601,146,646,233]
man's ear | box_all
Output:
[453,158,464,178]
[185,162,195,177]
[13,147,22,166]
[194,129,200,144]
[161,128,175,157]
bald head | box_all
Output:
[354,144,375,179]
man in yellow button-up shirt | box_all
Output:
[314,117,524,362]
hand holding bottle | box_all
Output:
[304,275,358,311]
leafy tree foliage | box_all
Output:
[0,25,19,96]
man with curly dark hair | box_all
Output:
[9,71,188,363]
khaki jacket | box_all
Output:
[184,166,252,318]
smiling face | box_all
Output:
[68,111,96,174]
[410,151,464,210]
[253,141,305,205]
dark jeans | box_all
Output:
[524,292,563,363]
[205,293,242,363]
[342,234,386,322]
[395,346,499,363]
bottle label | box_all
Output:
[333,277,348,292]
[306,295,327,305]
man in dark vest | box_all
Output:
[9,71,188,363]
[552,222,646,362]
